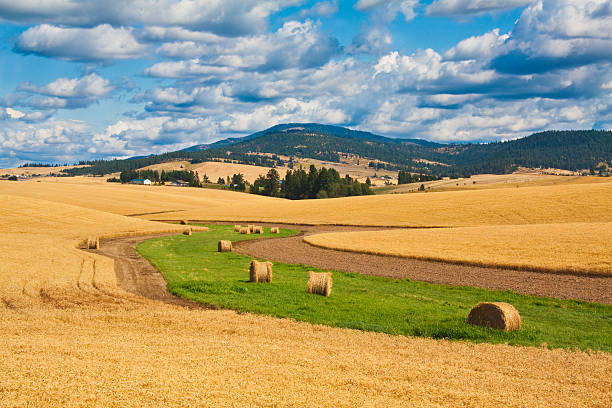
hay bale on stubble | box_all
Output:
[467,302,521,331]
[307,271,332,296]
[180,220,188,225]
[87,237,100,250]
[249,260,273,283]
[218,240,232,252]
[240,227,250,235]
[248,224,255,233]
[270,227,280,234]
[233,224,241,232]
[183,227,192,236]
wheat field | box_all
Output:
[0,184,611,406]
[304,222,612,276]
[2,177,612,226]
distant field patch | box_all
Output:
[304,222,612,276]
[137,225,612,351]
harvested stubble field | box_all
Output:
[1,177,611,226]
[1,181,611,406]
[304,222,612,276]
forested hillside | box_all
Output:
[62,126,612,178]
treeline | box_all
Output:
[19,162,68,167]
[113,170,202,187]
[397,171,440,184]
[252,165,373,199]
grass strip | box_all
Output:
[137,224,612,351]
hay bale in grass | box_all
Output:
[87,237,100,250]
[240,227,250,235]
[183,227,192,236]
[270,227,280,234]
[218,240,232,252]
[249,260,273,283]
[248,224,255,233]
[467,302,521,331]
[307,271,332,296]
[233,224,241,232]
[254,226,264,234]
[180,220,188,225]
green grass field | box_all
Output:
[137,224,612,351]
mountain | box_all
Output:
[182,123,443,152]
[64,125,612,178]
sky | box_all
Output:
[0,0,611,166]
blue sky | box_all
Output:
[0,0,611,166]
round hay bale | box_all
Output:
[233,224,241,232]
[467,302,521,331]
[180,220,188,225]
[87,237,100,250]
[183,227,192,236]
[240,227,250,235]
[249,260,273,283]
[307,271,332,296]
[218,240,232,252]
[248,224,255,233]
[255,226,264,234]
[270,227,280,234]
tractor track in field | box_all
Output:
[97,224,611,305]
[94,233,214,310]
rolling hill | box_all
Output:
[63,124,612,178]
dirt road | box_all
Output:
[96,224,611,305]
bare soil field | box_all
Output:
[304,222,612,276]
[1,191,611,406]
[234,224,612,304]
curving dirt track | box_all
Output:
[96,224,611,305]
[233,224,612,304]
[94,233,212,309]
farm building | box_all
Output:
[130,178,151,185]
[169,180,189,187]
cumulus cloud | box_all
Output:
[348,0,418,55]
[15,24,148,61]
[0,0,301,36]
[426,0,534,17]
[149,20,340,74]
[14,73,114,109]
[299,1,338,18]
[0,116,90,165]
[491,0,612,74]
[444,29,509,61]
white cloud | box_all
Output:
[19,73,114,98]
[299,1,338,18]
[444,29,509,61]
[16,24,148,61]
[11,73,115,109]
[220,97,349,132]
[145,59,234,78]
[0,0,302,36]
[149,20,340,74]
[426,0,534,17]
[348,0,419,55]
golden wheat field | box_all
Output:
[0,190,611,407]
[2,177,612,227]
[304,222,612,276]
